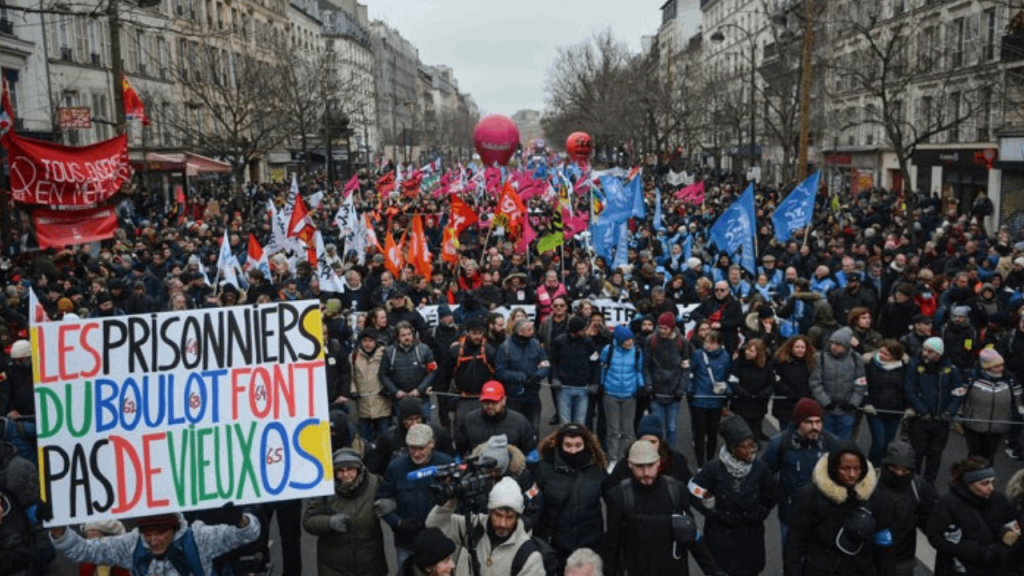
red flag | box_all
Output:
[365,214,383,254]
[441,227,460,264]
[288,194,315,240]
[496,181,527,239]
[450,196,478,234]
[408,214,432,278]
[122,74,149,125]
[0,76,15,141]
[383,228,405,277]
[376,172,395,195]
[342,174,360,197]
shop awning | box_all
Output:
[131,152,233,176]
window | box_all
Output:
[893,0,906,16]
[919,26,937,72]
[985,9,997,61]
[949,91,961,142]
[161,102,171,146]
[58,14,69,51]
[951,18,965,67]
[920,96,933,143]
[92,93,108,141]
[978,87,992,142]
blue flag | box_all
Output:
[653,187,665,232]
[598,176,634,225]
[710,183,756,275]
[627,173,645,219]
[611,221,630,271]
[772,169,821,242]
[683,233,693,260]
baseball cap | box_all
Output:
[480,381,505,402]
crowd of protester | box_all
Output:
[0,156,1023,576]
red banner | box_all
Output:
[6,132,131,206]
[32,205,118,248]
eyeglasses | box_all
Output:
[715,288,729,293]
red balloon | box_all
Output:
[566,132,593,162]
[473,115,520,166]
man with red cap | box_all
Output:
[455,381,537,457]
[761,398,838,543]
[50,506,259,576]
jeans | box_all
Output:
[558,386,589,425]
[360,417,391,443]
[866,415,901,466]
[604,396,637,461]
[648,400,681,448]
[824,411,856,440]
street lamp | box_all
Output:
[710,25,759,177]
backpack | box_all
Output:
[511,536,560,576]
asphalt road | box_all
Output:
[45,386,1021,575]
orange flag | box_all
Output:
[450,196,478,234]
[441,227,460,264]
[496,180,527,239]
[384,228,405,277]
[408,214,432,277]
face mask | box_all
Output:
[559,448,592,469]
[880,467,912,489]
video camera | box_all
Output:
[406,455,499,505]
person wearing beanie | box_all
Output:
[465,434,543,532]
[642,312,691,448]
[941,304,979,371]
[302,449,388,576]
[426,477,545,576]
[926,456,1019,576]
[762,397,838,541]
[784,442,892,576]
[899,315,933,359]
[51,507,259,576]
[442,316,497,425]
[872,441,938,576]
[809,326,867,440]
[496,318,549,431]
[404,528,456,576]
[960,348,1023,462]
[352,327,391,446]
[903,330,964,483]
[689,415,776,576]
[600,325,648,460]
[549,312,600,425]
[534,424,608,562]
[426,302,464,432]
[603,441,722,576]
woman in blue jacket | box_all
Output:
[601,325,648,461]
[687,330,732,466]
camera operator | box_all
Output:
[380,424,456,569]
[462,435,543,532]
[426,477,545,576]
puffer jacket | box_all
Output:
[903,356,964,418]
[496,334,549,399]
[864,355,908,414]
[809,347,866,414]
[926,481,1018,576]
[642,330,690,400]
[52,513,261,576]
[783,453,885,576]
[302,473,388,576]
[600,343,646,399]
[534,443,608,553]
[550,332,599,389]
[962,367,1022,434]
[688,346,732,409]
[352,345,391,419]
[379,342,438,396]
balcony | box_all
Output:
[1002,34,1024,62]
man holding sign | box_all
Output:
[49,507,259,576]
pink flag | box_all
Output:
[485,167,502,196]
[516,216,537,253]
[675,181,705,202]
[342,174,360,197]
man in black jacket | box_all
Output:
[692,281,744,353]
[549,316,599,425]
[380,322,438,420]
[443,317,496,426]
[456,382,537,457]
[871,441,937,576]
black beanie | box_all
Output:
[719,415,753,448]
[568,316,587,333]
[413,527,456,569]
[398,397,423,422]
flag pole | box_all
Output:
[478,221,494,269]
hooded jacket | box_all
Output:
[52,512,260,576]
[783,447,888,576]
[425,501,545,576]
[810,328,867,414]
[926,479,1018,576]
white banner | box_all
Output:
[32,301,335,525]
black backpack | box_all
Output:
[511,536,560,576]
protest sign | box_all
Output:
[31,300,334,525]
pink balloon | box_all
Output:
[473,115,520,167]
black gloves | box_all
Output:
[840,401,856,412]
[824,403,837,411]
[35,500,54,523]
[205,502,244,526]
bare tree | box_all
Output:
[824,1,1006,196]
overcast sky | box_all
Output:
[368,1,702,116]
